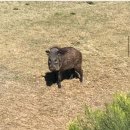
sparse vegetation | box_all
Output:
[69,93,130,130]
[0,2,129,130]
[13,7,19,10]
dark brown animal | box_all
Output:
[46,47,83,88]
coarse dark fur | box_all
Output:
[46,46,83,88]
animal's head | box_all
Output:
[46,47,62,71]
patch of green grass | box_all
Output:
[69,93,130,130]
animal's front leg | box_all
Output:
[57,71,62,88]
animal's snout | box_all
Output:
[49,64,60,71]
[49,65,57,71]
[50,67,56,71]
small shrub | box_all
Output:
[69,121,80,130]
[70,12,76,15]
[69,93,130,130]
[25,3,30,6]
[13,7,19,10]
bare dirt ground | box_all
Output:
[0,2,130,130]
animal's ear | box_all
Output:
[57,49,67,55]
[45,50,50,55]
[57,50,62,56]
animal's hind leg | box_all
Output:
[75,67,83,82]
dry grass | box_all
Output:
[0,2,130,130]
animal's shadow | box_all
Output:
[43,69,79,86]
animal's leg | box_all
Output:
[69,69,75,79]
[75,67,83,82]
[57,71,62,88]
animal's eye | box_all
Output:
[48,59,51,63]
[54,59,58,63]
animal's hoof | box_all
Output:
[80,78,83,82]
[58,85,61,88]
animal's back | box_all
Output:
[60,47,82,70]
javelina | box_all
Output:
[46,47,83,88]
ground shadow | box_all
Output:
[43,69,79,86]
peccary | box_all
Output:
[46,47,83,88]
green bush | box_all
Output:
[69,93,130,130]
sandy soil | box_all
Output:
[0,2,130,130]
